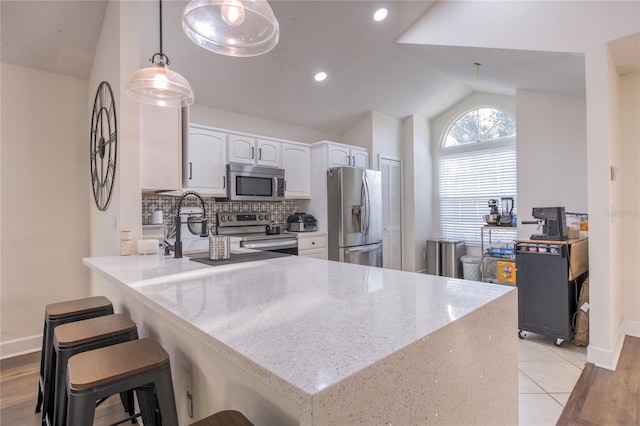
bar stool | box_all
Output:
[190,411,254,426]
[46,313,139,426]
[35,296,113,415]
[65,338,178,426]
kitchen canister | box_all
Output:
[209,235,230,260]
[120,230,132,256]
[151,210,164,225]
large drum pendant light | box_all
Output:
[127,0,194,107]
[182,0,279,57]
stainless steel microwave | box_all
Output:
[226,163,286,201]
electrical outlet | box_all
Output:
[186,391,193,418]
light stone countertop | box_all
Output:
[84,254,515,401]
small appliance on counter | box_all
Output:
[286,213,318,232]
[499,197,515,226]
[484,199,501,225]
[522,207,567,241]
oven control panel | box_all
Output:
[218,212,271,227]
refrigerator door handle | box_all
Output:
[344,243,382,253]
[362,172,370,236]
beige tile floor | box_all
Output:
[518,332,587,425]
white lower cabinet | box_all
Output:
[297,232,327,259]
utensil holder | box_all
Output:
[209,235,230,260]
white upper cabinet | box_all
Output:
[228,134,281,167]
[183,125,227,196]
[328,144,351,167]
[281,142,311,199]
[350,147,369,168]
[140,105,182,191]
[327,142,369,169]
[256,139,281,167]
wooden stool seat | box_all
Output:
[46,296,112,319]
[35,296,114,416]
[55,313,137,347]
[65,338,178,426]
[190,410,254,426]
[48,314,138,426]
[68,338,169,390]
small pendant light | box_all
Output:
[182,0,279,57]
[127,0,194,107]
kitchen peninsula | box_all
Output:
[84,254,518,425]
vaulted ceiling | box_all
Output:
[3,1,635,136]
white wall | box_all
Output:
[515,90,588,238]
[190,104,336,144]
[341,112,372,152]
[0,64,90,357]
[399,0,640,370]
[371,111,403,162]
[619,71,640,335]
[402,115,431,272]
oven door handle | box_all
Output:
[242,240,298,250]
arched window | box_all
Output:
[438,107,517,246]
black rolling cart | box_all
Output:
[515,237,589,346]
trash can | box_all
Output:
[461,255,482,281]
[426,240,441,276]
[441,240,465,278]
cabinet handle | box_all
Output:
[189,162,193,180]
[222,175,226,189]
[258,148,262,160]
[352,156,355,166]
[346,155,350,165]
[251,147,255,159]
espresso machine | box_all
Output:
[522,207,567,240]
[499,197,514,226]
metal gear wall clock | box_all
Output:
[90,81,117,211]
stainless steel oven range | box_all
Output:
[216,212,298,255]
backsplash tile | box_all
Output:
[142,194,298,236]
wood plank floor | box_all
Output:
[558,335,640,425]
[0,351,125,426]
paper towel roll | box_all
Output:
[137,239,159,255]
[151,210,163,224]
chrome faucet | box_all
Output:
[174,191,208,258]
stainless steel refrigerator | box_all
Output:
[327,167,383,267]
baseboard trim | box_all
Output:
[622,319,640,338]
[0,335,41,360]
[587,327,626,371]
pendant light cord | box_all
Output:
[159,0,163,56]
[151,0,170,65]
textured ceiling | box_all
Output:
[3,0,624,136]
[1,0,107,80]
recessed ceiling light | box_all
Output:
[314,71,327,82]
[373,8,388,22]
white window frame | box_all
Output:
[436,106,517,247]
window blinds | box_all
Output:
[438,144,517,246]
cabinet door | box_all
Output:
[184,127,227,196]
[327,144,351,167]
[140,104,181,190]
[228,134,256,164]
[281,143,311,198]
[351,147,369,169]
[256,139,281,167]
[299,248,327,259]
